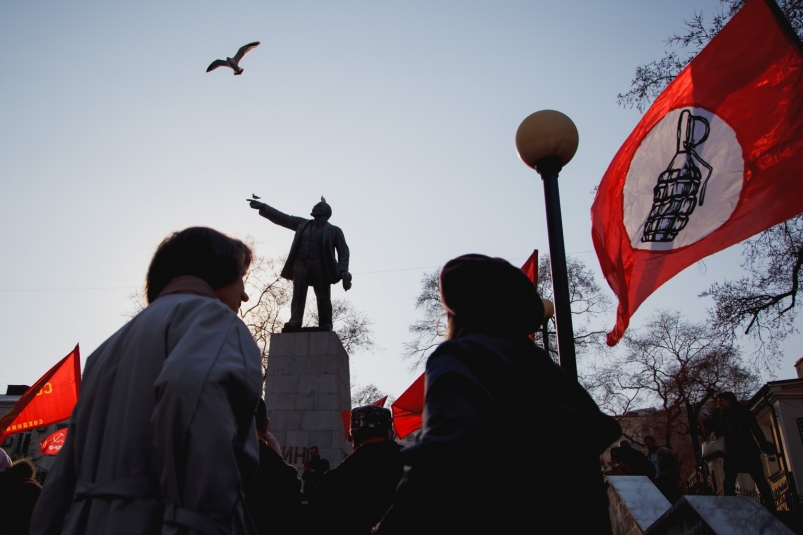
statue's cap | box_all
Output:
[440,254,543,337]
[312,196,332,217]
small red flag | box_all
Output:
[372,395,388,408]
[38,428,68,455]
[0,345,81,439]
[520,250,538,287]
[391,373,426,439]
[521,250,539,340]
[592,0,803,345]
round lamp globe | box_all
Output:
[515,110,579,170]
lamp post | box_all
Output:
[515,110,579,380]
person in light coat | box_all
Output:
[31,227,263,535]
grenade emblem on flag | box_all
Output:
[641,110,713,243]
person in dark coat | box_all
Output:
[373,254,622,535]
[0,458,43,535]
[244,400,305,535]
[617,440,656,478]
[302,446,330,500]
[703,391,777,510]
[311,406,404,534]
[643,436,681,503]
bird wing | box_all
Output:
[206,59,229,72]
[234,42,260,63]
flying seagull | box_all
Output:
[206,42,260,75]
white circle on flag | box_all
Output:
[623,107,744,251]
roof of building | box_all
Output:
[747,377,803,408]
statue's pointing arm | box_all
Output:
[251,201,305,231]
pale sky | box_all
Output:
[2,0,800,401]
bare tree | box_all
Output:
[702,217,803,369]
[619,0,803,372]
[590,310,758,474]
[351,383,394,408]
[403,271,446,369]
[536,254,612,366]
[239,254,294,378]
[403,255,612,370]
[306,299,375,355]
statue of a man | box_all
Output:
[248,197,351,331]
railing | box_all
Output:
[686,467,797,511]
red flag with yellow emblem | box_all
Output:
[0,345,81,439]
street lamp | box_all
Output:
[515,110,579,380]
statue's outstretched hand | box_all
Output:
[342,271,352,291]
[248,199,266,210]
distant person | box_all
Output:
[373,254,622,535]
[703,392,777,510]
[643,436,681,503]
[0,458,42,535]
[30,227,263,535]
[245,399,305,535]
[311,406,404,534]
[303,446,330,499]
[618,440,656,478]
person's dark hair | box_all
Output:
[310,446,319,452]
[644,435,656,443]
[717,392,739,405]
[0,459,36,492]
[146,227,252,303]
[440,254,544,339]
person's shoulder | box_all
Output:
[144,292,233,323]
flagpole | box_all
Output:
[515,110,579,381]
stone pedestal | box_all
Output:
[647,496,794,535]
[263,331,352,476]
[607,476,672,535]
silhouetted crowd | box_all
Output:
[0,228,777,534]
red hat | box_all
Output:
[440,254,544,337]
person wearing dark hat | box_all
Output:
[374,254,621,535]
[248,196,350,330]
[310,406,403,535]
[244,399,305,535]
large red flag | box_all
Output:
[592,0,803,345]
[391,373,425,439]
[0,345,81,439]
